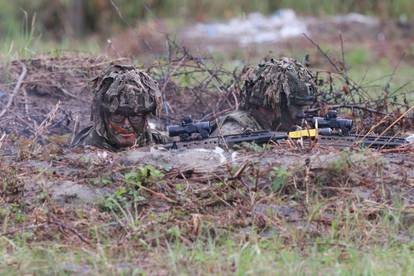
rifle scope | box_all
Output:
[312,110,353,135]
[167,117,211,140]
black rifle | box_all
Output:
[164,118,408,150]
[165,118,288,150]
[302,110,408,147]
[315,133,408,148]
[164,130,289,150]
[167,117,211,141]
[304,110,353,135]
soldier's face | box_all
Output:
[105,113,146,147]
[288,104,306,124]
[287,84,314,125]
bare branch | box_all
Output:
[0,61,27,118]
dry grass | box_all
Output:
[1,145,414,274]
[0,41,413,274]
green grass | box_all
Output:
[2,163,413,274]
[346,61,414,104]
[162,240,414,275]
[1,236,414,275]
[0,35,101,61]
[2,150,414,274]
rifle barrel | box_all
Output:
[162,131,408,150]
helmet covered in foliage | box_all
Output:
[240,57,316,113]
[90,64,161,138]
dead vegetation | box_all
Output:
[1,146,413,272]
[0,38,413,274]
[0,55,130,141]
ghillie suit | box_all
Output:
[71,64,166,151]
[212,57,316,135]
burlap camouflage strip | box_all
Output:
[241,57,316,111]
[71,64,166,151]
[91,64,162,140]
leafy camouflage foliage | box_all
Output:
[240,57,316,111]
[91,64,161,137]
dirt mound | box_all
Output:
[0,51,413,274]
[2,143,413,249]
[0,55,131,147]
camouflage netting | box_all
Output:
[240,57,317,112]
[91,64,162,138]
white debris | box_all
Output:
[231,151,239,163]
[97,151,109,159]
[186,9,308,46]
[148,121,156,129]
[332,13,379,26]
[96,150,113,164]
[406,134,414,143]
[183,10,381,48]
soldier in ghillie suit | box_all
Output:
[212,57,316,136]
[71,64,166,151]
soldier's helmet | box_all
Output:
[90,64,161,138]
[240,57,316,112]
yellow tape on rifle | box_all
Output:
[288,129,317,139]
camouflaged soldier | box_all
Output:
[71,64,166,151]
[212,57,316,136]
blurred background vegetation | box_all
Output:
[1,0,413,41]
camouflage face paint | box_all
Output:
[105,112,147,147]
[87,64,162,148]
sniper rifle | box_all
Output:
[163,117,409,150]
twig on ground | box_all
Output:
[23,87,30,115]
[0,61,27,118]
[48,217,91,245]
[70,114,80,145]
[229,161,251,180]
[60,87,78,99]
[139,185,178,204]
[31,101,61,149]
[0,132,7,150]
